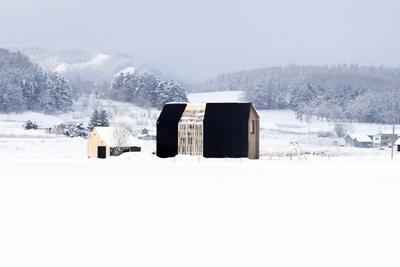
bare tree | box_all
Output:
[112,127,130,156]
[333,123,348,138]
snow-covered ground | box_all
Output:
[1,91,400,266]
[0,98,159,157]
[1,156,400,267]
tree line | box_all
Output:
[201,65,400,124]
[0,48,188,114]
[110,71,187,109]
[0,48,73,113]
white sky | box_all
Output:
[0,0,399,82]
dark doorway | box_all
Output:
[397,145,400,152]
[97,146,106,159]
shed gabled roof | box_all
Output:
[372,133,398,137]
[353,135,372,143]
[94,127,137,147]
[394,138,400,145]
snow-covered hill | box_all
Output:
[188,90,244,103]
[6,46,148,82]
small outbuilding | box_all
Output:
[344,135,354,147]
[157,102,260,159]
[344,134,373,148]
[87,127,141,158]
[353,135,373,148]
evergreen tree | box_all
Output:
[40,72,73,113]
[88,110,109,131]
[110,71,187,108]
[154,80,187,108]
[88,110,99,131]
[0,48,73,114]
[0,83,24,112]
[98,110,110,127]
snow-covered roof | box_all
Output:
[353,135,372,143]
[395,138,400,145]
[372,133,397,137]
[188,90,244,103]
[94,127,137,147]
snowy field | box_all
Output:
[259,109,399,157]
[1,156,400,267]
[1,91,400,266]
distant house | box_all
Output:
[369,133,398,147]
[353,135,373,148]
[137,128,156,140]
[344,135,354,147]
[344,135,373,148]
[395,139,400,152]
[87,127,141,158]
[157,102,260,159]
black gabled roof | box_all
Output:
[204,102,252,120]
[156,103,188,124]
[156,103,187,158]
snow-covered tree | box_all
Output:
[0,48,73,114]
[111,71,187,108]
[0,83,24,112]
[202,64,400,124]
[98,110,110,127]
[154,80,188,108]
[88,110,99,131]
[88,110,109,131]
[40,72,73,113]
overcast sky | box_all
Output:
[0,0,399,82]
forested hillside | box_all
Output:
[0,48,188,113]
[201,65,400,124]
[0,49,73,113]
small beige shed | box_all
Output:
[87,127,140,158]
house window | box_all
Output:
[250,120,255,134]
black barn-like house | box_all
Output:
[157,102,260,159]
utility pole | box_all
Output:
[391,122,395,160]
